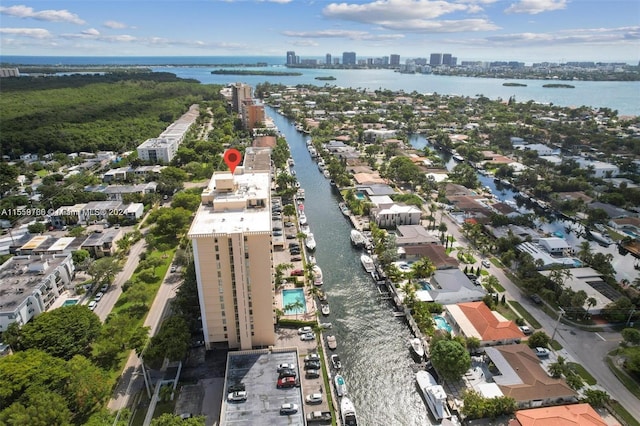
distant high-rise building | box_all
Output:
[390,54,400,66]
[333,58,340,65]
[342,51,356,65]
[430,53,442,66]
[286,51,297,65]
[326,54,332,65]
[442,54,452,66]
[451,57,457,66]
[231,82,252,113]
[188,167,276,350]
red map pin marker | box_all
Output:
[223,149,242,174]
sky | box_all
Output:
[0,0,639,64]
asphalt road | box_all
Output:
[436,210,640,419]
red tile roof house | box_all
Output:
[508,403,612,426]
[445,301,525,346]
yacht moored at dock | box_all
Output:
[350,229,366,247]
[360,254,375,274]
[409,338,425,359]
[306,232,317,251]
[416,371,451,421]
[334,374,347,396]
[312,264,323,286]
[340,397,358,426]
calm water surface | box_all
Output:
[267,106,434,425]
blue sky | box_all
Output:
[0,0,638,63]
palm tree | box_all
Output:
[411,257,436,279]
[284,299,305,320]
[577,241,592,263]
[548,356,567,378]
[584,297,597,319]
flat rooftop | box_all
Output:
[189,172,271,237]
[0,254,68,311]
[221,349,303,426]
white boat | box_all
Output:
[334,374,347,396]
[306,233,317,251]
[320,322,332,329]
[309,147,317,157]
[308,255,316,265]
[323,170,330,178]
[331,354,342,369]
[338,202,351,216]
[416,371,451,421]
[312,265,323,286]
[452,154,464,162]
[410,338,425,359]
[587,229,613,246]
[326,335,337,350]
[360,254,375,274]
[321,303,330,316]
[350,229,366,247]
[340,397,358,426]
[299,213,308,226]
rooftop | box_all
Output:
[446,302,524,342]
[510,403,608,426]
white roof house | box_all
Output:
[373,204,422,229]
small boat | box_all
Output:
[312,265,323,286]
[340,397,358,426]
[587,229,613,246]
[323,170,330,179]
[331,354,342,369]
[416,371,451,421]
[338,202,351,216]
[306,233,317,251]
[288,158,295,166]
[320,322,332,329]
[360,254,375,274]
[296,188,305,200]
[317,289,327,301]
[321,303,330,316]
[299,213,308,226]
[308,255,316,265]
[309,147,318,157]
[350,229,366,247]
[327,335,337,350]
[410,338,425,359]
[334,374,347,396]
[452,154,464,162]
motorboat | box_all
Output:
[295,188,305,200]
[416,371,451,421]
[326,335,337,350]
[320,322,332,329]
[309,147,318,157]
[360,254,375,274]
[321,303,330,316]
[306,233,317,251]
[410,338,425,359]
[350,229,366,247]
[340,397,358,426]
[587,229,613,246]
[338,202,351,216]
[334,374,347,396]
[308,255,316,265]
[312,265,323,286]
[331,354,342,369]
[452,154,464,162]
[317,289,327,301]
[299,213,308,226]
[323,170,330,179]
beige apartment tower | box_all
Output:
[188,169,275,350]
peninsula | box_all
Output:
[211,69,302,76]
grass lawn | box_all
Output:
[493,303,518,321]
[550,340,563,351]
[568,362,596,385]
[607,349,640,400]
[491,280,505,292]
[508,300,543,329]
[608,400,640,426]
[36,169,48,177]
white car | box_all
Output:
[297,326,313,335]
[534,347,550,358]
[519,325,533,335]
[88,301,97,311]
[227,391,247,402]
[305,393,322,405]
[300,332,316,341]
[304,353,320,362]
[100,284,108,292]
[482,259,491,268]
[279,403,298,415]
[94,292,104,301]
[277,363,295,372]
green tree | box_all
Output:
[27,222,46,234]
[411,257,435,279]
[448,163,479,189]
[0,389,72,426]
[582,389,610,408]
[144,316,190,369]
[65,355,112,420]
[88,256,123,286]
[71,249,90,265]
[171,191,201,212]
[527,331,550,348]
[622,328,640,345]
[430,339,471,381]
[150,413,205,426]
[17,305,101,360]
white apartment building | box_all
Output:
[136,105,199,164]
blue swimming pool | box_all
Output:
[282,289,307,314]
[355,193,366,200]
[62,299,78,307]
[418,280,432,290]
[433,315,452,333]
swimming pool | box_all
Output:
[62,299,78,307]
[433,315,452,333]
[418,280,432,290]
[282,289,307,314]
[355,193,366,200]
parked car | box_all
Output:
[170,265,177,273]
[304,361,321,370]
[276,377,298,388]
[277,363,295,372]
[279,403,299,415]
[290,269,304,276]
[227,391,248,402]
[482,259,491,268]
[304,353,320,362]
[534,347,550,358]
[288,242,300,248]
[284,222,295,227]
[94,292,104,301]
[278,368,297,379]
[290,249,301,255]
[519,325,533,335]
[88,301,97,311]
[298,326,313,335]
[305,369,320,379]
[286,234,297,239]
[305,393,323,405]
[100,284,108,292]
[273,231,283,236]
[272,226,282,231]
[291,255,302,261]
[530,294,543,304]
[300,332,316,341]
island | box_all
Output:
[211,69,302,76]
[503,82,527,87]
[315,76,336,81]
[542,83,575,88]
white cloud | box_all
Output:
[104,20,127,29]
[283,29,404,40]
[293,40,320,47]
[82,28,100,36]
[324,0,469,21]
[375,18,499,32]
[0,27,51,38]
[0,5,85,24]
[262,0,293,3]
[505,0,567,15]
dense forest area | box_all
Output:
[0,72,222,156]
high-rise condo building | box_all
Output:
[188,166,275,350]
[442,54,452,66]
[342,51,356,65]
[430,53,443,66]
[286,51,297,65]
[390,54,400,66]
[231,83,252,113]
[326,54,332,65]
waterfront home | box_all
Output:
[509,403,608,426]
[372,203,422,229]
[588,201,632,219]
[537,237,573,255]
[398,245,459,270]
[444,302,525,346]
[395,225,440,246]
[483,344,577,408]
[415,269,485,305]
[609,217,640,236]
[516,242,578,270]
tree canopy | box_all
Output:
[430,339,471,381]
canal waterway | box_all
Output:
[409,135,640,283]
[267,105,434,425]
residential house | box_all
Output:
[508,403,608,426]
[81,228,123,258]
[372,204,422,229]
[538,237,573,256]
[415,269,486,305]
[445,301,525,346]
[399,244,459,270]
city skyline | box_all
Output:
[0,1,638,63]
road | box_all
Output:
[435,209,640,419]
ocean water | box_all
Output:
[2,55,639,115]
